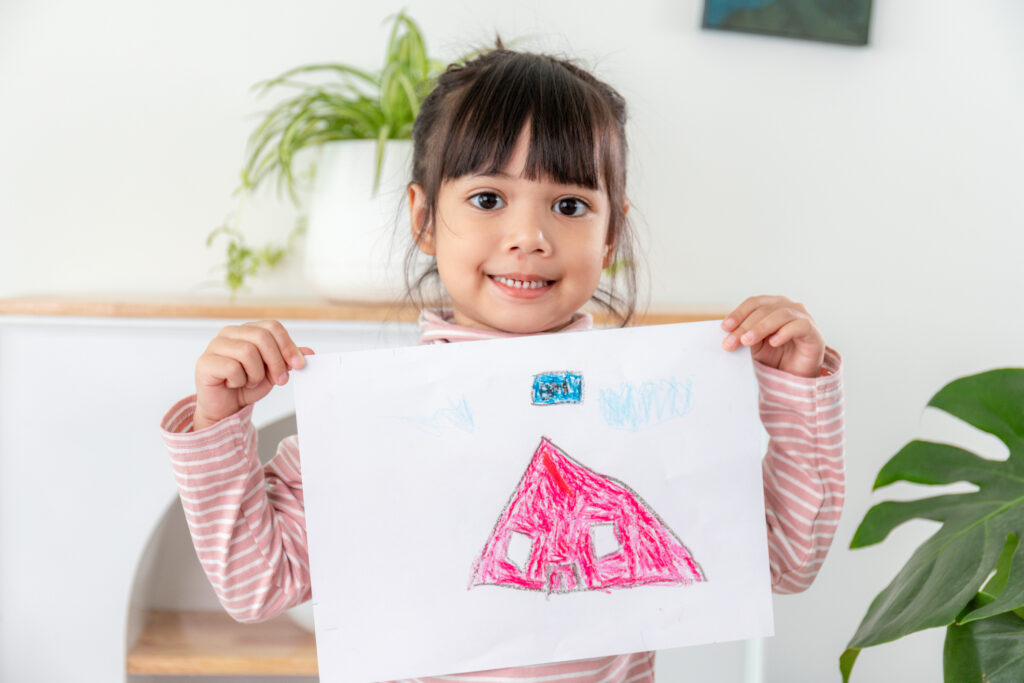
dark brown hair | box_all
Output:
[405,47,638,325]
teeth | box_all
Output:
[494,276,550,289]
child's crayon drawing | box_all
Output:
[598,378,693,432]
[531,371,584,405]
[389,396,475,436]
[470,437,704,594]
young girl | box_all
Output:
[162,48,843,682]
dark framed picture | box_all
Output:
[703,0,873,46]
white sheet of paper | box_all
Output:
[293,320,773,683]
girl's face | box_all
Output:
[410,129,623,335]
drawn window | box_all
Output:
[591,522,620,558]
[505,530,533,572]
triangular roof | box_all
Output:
[471,437,703,593]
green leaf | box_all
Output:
[944,610,1024,682]
[603,258,634,278]
[961,533,1024,623]
[980,533,1018,600]
[848,490,977,549]
[843,369,1024,679]
[929,371,1024,451]
[395,73,421,117]
[839,648,860,683]
[207,214,304,294]
[384,10,405,62]
[372,124,391,194]
[254,63,378,92]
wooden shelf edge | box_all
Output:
[0,296,420,323]
[0,296,723,326]
[126,609,317,676]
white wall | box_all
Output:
[2,1,1022,681]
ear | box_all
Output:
[602,199,629,269]
[408,183,435,255]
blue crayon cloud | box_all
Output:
[598,378,693,431]
[390,396,475,436]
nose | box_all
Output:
[501,203,552,256]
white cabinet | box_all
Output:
[0,308,416,682]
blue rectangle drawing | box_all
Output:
[532,372,583,405]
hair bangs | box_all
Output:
[439,56,617,190]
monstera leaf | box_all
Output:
[944,608,1024,682]
[841,369,1024,682]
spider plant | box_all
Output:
[209,10,445,293]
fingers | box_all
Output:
[218,325,287,386]
[197,352,251,390]
[722,295,782,333]
[198,321,307,389]
[193,320,311,429]
[721,296,813,350]
[722,307,775,350]
[742,308,813,348]
[257,320,309,371]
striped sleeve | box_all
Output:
[159,395,311,622]
[756,347,845,594]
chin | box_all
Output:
[453,299,579,335]
[494,312,573,335]
[501,322,552,335]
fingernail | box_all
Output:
[741,332,755,344]
[723,334,736,349]
[722,318,735,330]
[291,355,304,368]
[277,372,289,385]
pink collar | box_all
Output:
[417,308,594,345]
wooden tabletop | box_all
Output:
[0,296,723,326]
[126,609,318,675]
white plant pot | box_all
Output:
[305,139,417,302]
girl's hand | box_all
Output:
[193,320,313,431]
[721,296,825,378]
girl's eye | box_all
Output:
[469,192,505,210]
[554,197,589,217]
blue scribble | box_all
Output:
[598,378,693,432]
[390,396,475,436]
[532,372,583,405]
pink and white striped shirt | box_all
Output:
[160,310,844,682]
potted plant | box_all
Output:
[841,368,1024,681]
[208,11,446,298]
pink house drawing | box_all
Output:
[470,437,704,594]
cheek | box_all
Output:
[566,241,609,289]
[574,230,612,266]
[433,230,485,288]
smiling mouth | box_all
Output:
[489,275,555,290]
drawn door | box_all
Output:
[547,563,580,593]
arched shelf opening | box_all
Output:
[124,413,317,679]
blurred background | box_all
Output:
[1,1,1022,681]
